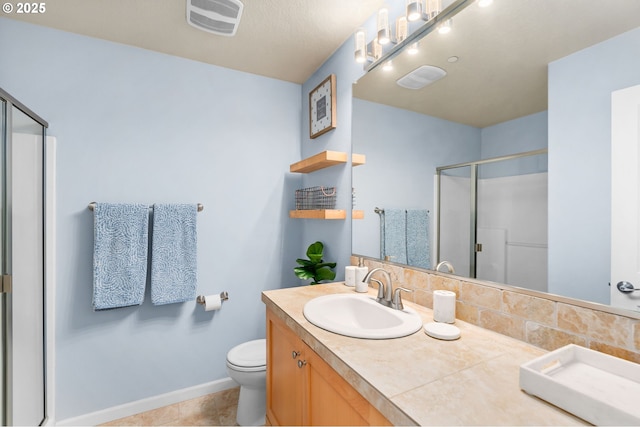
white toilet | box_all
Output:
[226,339,267,426]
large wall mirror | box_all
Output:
[352,0,640,314]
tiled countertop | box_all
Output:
[262,282,586,426]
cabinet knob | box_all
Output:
[292,350,300,359]
[297,359,307,368]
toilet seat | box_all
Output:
[226,339,266,372]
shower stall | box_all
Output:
[0,88,49,426]
[435,149,548,292]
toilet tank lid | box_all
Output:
[227,338,266,368]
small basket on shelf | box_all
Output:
[295,186,337,210]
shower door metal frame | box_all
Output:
[435,148,548,278]
[0,87,49,426]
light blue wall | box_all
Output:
[548,26,640,304]
[479,111,548,178]
[298,27,371,281]
[0,17,302,420]
[481,111,548,159]
[351,99,481,258]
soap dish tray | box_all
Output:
[519,344,640,425]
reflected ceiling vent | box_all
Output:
[187,0,244,37]
[396,65,447,90]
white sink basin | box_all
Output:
[303,293,423,339]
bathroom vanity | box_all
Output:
[262,282,587,426]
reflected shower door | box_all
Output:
[437,166,473,276]
[476,153,548,291]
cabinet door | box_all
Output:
[305,347,391,426]
[266,311,304,426]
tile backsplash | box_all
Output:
[352,257,640,364]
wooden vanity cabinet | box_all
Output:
[266,309,391,426]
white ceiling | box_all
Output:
[6,0,384,84]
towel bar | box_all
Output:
[88,202,204,212]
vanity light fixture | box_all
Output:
[353,0,460,66]
[377,8,391,45]
[354,28,367,63]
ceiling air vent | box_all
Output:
[186,0,244,37]
[396,65,447,90]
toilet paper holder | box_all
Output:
[196,291,229,305]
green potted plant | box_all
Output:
[294,241,337,285]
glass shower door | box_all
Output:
[476,152,548,291]
[8,105,45,426]
[0,88,47,426]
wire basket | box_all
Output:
[295,186,337,210]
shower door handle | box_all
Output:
[0,274,11,293]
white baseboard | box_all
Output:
[56,377,237,426]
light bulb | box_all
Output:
[407,42,419,55]
[377,8,390,45]
[354,29,366,63]
[438,19,452,34]
[406,0,422,22]
[396,16,408,43]
[478,0,493,7]
[372,39,382,61]
[383,60,393,71]
[426,0,442,20]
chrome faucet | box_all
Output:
[362,267,413,310]
[362,268,392,306]
[435,261,455,274]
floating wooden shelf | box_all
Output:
[290,150,348,173]
[352,210,364,220]
[352,153,366,167]
[289,209,346,220]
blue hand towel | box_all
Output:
[406,209,431,269]
[383,209,408,264]
[93,203,149,310]
[150,204,198,305]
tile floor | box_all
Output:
[100,386,240,426]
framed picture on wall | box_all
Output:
[309,74,337,139]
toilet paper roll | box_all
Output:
[203,294,222,311]
[433,290,456,323]
[345,266,356,287]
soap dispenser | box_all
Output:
[355,257,369,293]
